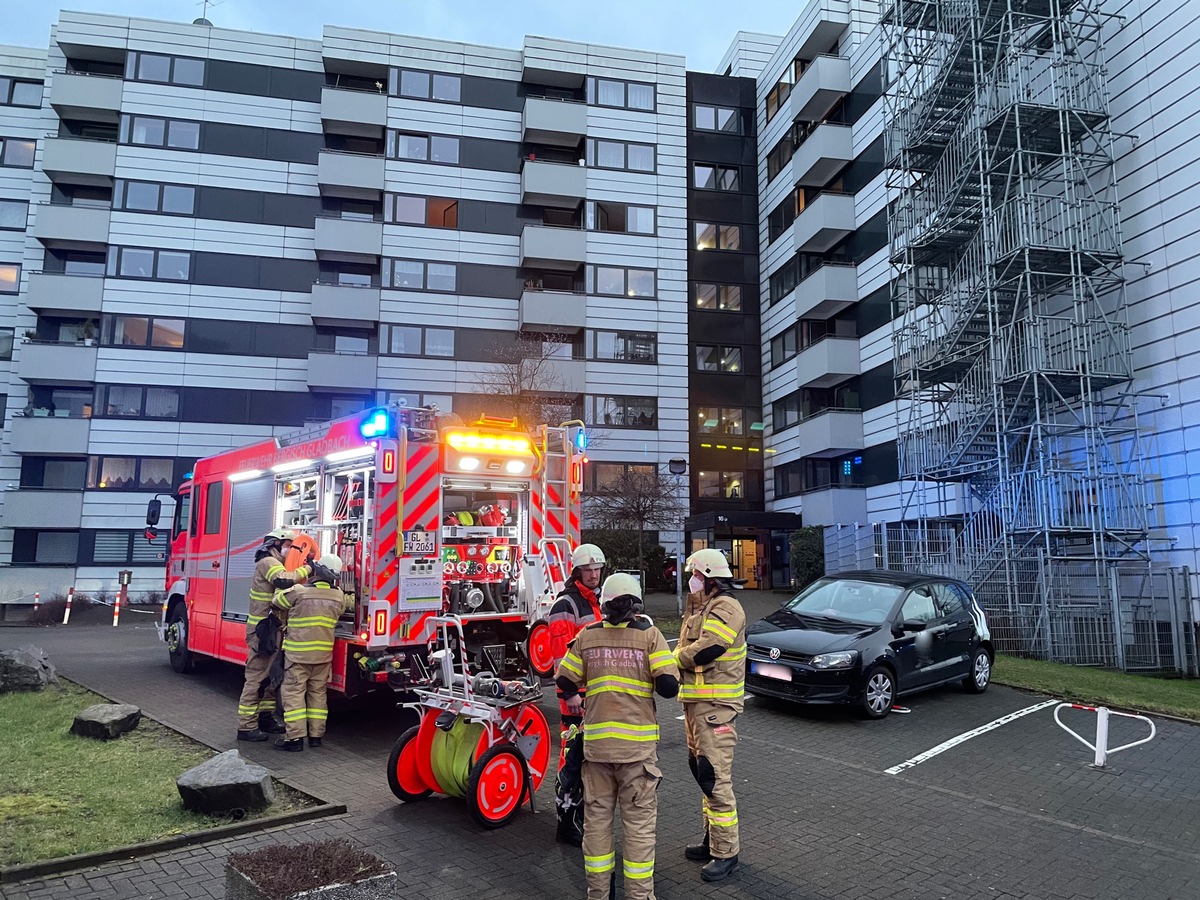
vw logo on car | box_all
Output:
[768,646,781,660]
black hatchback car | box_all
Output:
[745,570,993,718]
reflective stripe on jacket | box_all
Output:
[274,583,347,663]
[555,619,679,763]
[245,552,309,642]
[675,590,746,711]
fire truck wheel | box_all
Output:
[166,604,193,674]
[386,724,431,802]
[467,744,528,829]
[524,619,556,679]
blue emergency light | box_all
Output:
[360,409,392,439]
[573,427,588,452]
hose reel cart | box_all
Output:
[386,617,553,828]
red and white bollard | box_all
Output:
[62,586,74,624]
[112,588,122,627]
[1054,702,1157,767]
[32,591,40,613]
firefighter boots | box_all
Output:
[685,834,711,861]
[307,737,322,748]
[274,737,304,752]
[237,729,268,742]
[700,854,739,882]
[258,714,285,734]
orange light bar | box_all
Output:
[446,431,532,454]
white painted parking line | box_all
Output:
[884,699,1057,775]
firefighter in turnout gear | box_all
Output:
[236,528,311,742]
[555,573,680,900]
[272,554,350,751]
[675,548,747,882]
[549,542,607,724]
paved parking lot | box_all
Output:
[3,603,1199,900]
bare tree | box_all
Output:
[587,469,687,568]
[473,336,579,427]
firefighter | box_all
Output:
[675,548,747,882]
[271,554,350,751]
[555,573,679,900]
[550,542,606,845]
[236,528,312,742]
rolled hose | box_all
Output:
[428,716,486,798]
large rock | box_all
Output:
[70,703,142,740]
[177,749,276,815]
[0,645,58,693]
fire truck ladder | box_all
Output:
[539,425,573,545]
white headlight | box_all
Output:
[505,459,527,474]
[458,457,481,471]
[810,650,859,670]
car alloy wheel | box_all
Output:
[861,666,894,719]
[964,648,991,693]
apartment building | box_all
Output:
[0,12,688,591]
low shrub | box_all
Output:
[25,593,94,627]
[227,838,390,899]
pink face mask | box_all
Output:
[688,574,706,594]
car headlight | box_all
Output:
[810,650,859,670]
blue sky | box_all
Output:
[9,1,798,73]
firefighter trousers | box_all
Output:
[237,643,279,730]
[581,759,661,900]
[279,658,332,741]
[684,701,740,858]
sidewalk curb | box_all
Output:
[0,802,348,885]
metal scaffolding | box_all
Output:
[880,0,1181,666]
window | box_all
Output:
[0,263,19,293]
[592,331,657,363]
[698,470,745,499]
[109,247,191,281]
[587,201,655,235]
[120,115,201,150]
[21,458,87,490]
[693,164,739,191]
[382,259,458,292]
[387,194,459,229]
[18,531,79,564]
[932,583,968,617]
[204,481,224,534]
[389,131,460,165]
[585,264,655,298]
[694,283,742,311]
[103,315,185,349]
[383,324,456,358]
[695,407,756,436]
[692,105,740,133]
[93,530,166,564]
[126,52,206,87]
[115,180,196,215]
[694,223,741,251]
[0,199,28,229]
[87,457,178,491]
[96,385,180,419]
[0,137,35,167]
[585,139,656,173]
[694,345,742,373]
[1,78,42,107]
[589,395,657,429]
[390,68,461,103]
[589,462,655,493]
[587,77,655,111]
[0,327,12,361]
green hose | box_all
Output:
[428,717,485,798]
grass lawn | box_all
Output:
[994,653,1200,721]
[0,680,313,867]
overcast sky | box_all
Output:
[7,1,797,73]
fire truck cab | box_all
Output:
[151,406,584,698]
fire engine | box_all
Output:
[147,405,586,698]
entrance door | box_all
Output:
[730,538,759,588]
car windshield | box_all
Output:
[784,579,903,625]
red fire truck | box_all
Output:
[147,405,585,698]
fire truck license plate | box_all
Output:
[402,531,435,554]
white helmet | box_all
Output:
[265,527,297,543]
[317,554,344,573]
[686,548,732,579]
[600,572,642,603]
[570,543,606,569]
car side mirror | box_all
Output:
[901,618,927,633]
[146,498,162,526]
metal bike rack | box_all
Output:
[1053,703,1156,768]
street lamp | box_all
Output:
[667,458,686,613]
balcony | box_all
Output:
[313,216,383,260]
[791,55,851,122]
[519,289,586,334]
[796,336,860,388]
[522,97,587,147]
[795,410,864,457]
[521,159,586,208]
[317,150,386,200]
[795,263,857,320]
[794,192,855,253]
[544,358,586,394]
[310,282,380,326]
[520,224,586,271]
[24,272,105,315]
[800,486,867,526]
[49,71,123,123]
[30,203,111,249]
[2,489,85,528]
[17,341,98,386]
[9,415,91,455]
[522,37,587,88]
[792,123,853,187]
[306,351,377,391]
[41,137,117,186]
[320,87,388,137]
